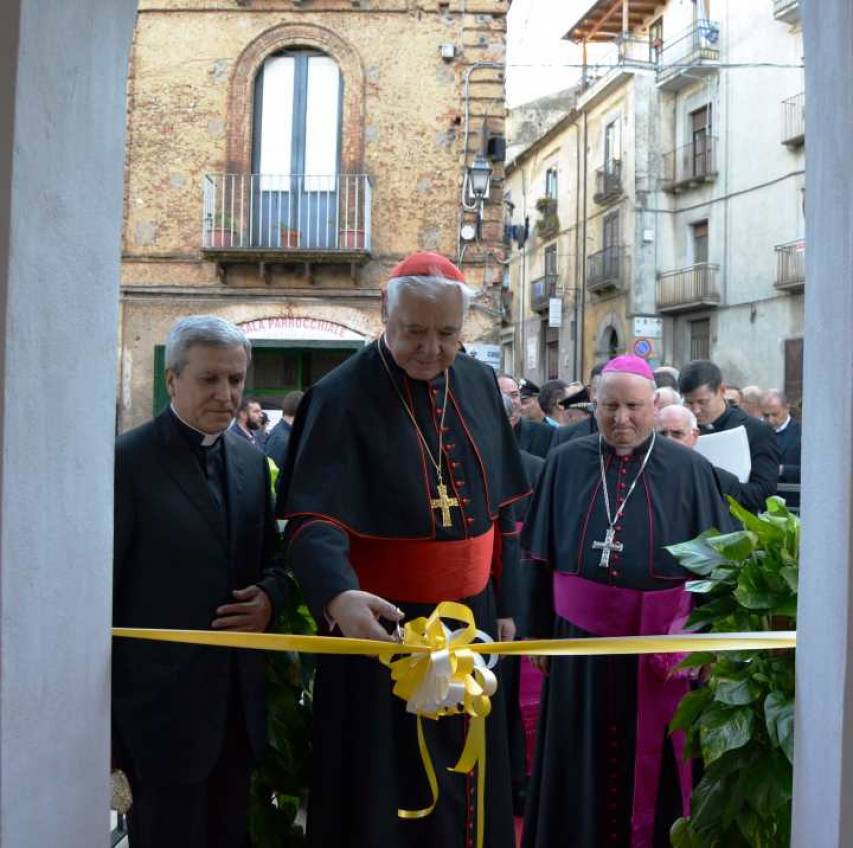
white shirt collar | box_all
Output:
[775,416,792,434]
[170,403,225,446]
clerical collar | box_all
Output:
[601,431,655,460]
[705,403,734,432]
[169,404,224,446]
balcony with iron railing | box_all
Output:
[587,246,628,293]
[775,239,805,292]
[773,0,801,25]
[657,21,721,91]
[660,138,718,192]
[656,262,721,313]
[781,92,805,146]
[201,173,372,265]
[530,273,559,312]
[579,34,657,102]
[593,160,623,206]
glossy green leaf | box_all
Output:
[714,676,763,706]
[700,703,755,765]
[671,686,714,734]
[667,531,729,576]
[708,530,757,562]
[765,692,796,764]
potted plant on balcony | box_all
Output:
[337,227,365,249]
[207,213,235,249]
[279,226,300,249]
[536,197,559,240]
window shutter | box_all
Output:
[153,345,169,416]
[304,56,341,191]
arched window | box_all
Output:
[251,50,342,248]
[605,326,619,359]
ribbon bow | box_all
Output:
[381,601,497,848]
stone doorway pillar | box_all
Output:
[792,1,853,844]
[0,1,136,843]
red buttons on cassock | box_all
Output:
[466,517,475,525]
[455,479,466,487]
[435,407,443,414]
[462,498,470,506]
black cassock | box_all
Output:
[280,339,530,848]
[521,434,733,848]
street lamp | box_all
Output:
[467,154,493,201]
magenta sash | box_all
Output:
[553,573,693,848]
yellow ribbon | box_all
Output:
[378,602,495,847]
[113,612,796,848]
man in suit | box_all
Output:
[264,389,304,470]
[761,388,802,508]
[113,315,289,848]
[228,396,263,448]
[498,374,554,458]
[680,359,779,513]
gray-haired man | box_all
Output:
[112,314,288,848]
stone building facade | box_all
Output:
[119,0,509,431]
[504,0,805,402]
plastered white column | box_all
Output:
[791,0,853,845]
[0,1,136,844]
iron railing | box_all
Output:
[657,20,721,72]
[530,273,558,311]
[202,173,372,252]
[587,245,627,292]
[781,92,805,145]
[661,137,718,191]
[656,262,721,312]
[594,160,623,204]
[580,34,656,90]
[775,239,806,290]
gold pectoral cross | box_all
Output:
[431,483,459,528]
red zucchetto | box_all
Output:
[389,251,467,283]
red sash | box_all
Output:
[349,526,495,603]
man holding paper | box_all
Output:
[680,360,779,513]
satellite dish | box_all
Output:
[460,223,477,242]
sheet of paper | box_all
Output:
[695,425,752,483]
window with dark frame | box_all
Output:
[692,219,709,264]
[690,318,711,361]
[545,166,558,200]
[544,243,558,280]
[690,104,712,178]
[649,17,664,65]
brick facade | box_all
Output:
[119,0,508,430]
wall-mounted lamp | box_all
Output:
[467,155,493,202]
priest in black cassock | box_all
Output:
[280,252,530,848]
[521,355,733,848]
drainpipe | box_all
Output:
[573,116,582,380]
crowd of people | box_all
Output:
[111,251,802,848]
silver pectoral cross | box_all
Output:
[592,527,623,569]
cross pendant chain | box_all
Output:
[431,483,460,528]
[592,526,624,569]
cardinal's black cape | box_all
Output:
[280,340,530,848]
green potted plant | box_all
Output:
[535,197,559,239]
[667,496,798,847]
[249,574,315,847]
[207,213,235,248]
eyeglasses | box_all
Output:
[658,429,689,439]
